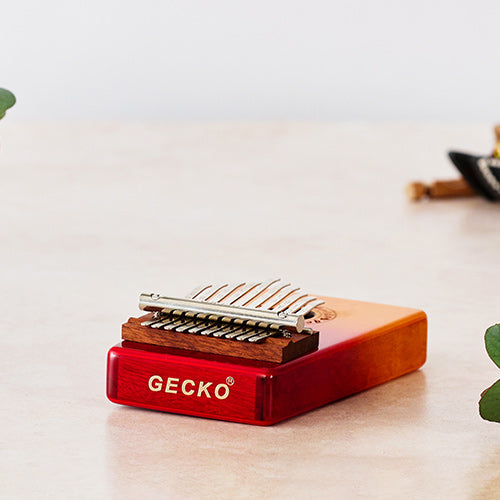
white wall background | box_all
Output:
[2,0,499,122]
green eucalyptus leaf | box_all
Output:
[0,88,16,119]
[479,378,500,422]
[485,324,500,368]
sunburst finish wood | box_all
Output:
[107,282,427,425]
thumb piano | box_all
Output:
[107,280,427,425]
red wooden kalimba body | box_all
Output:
[107,292,427,425]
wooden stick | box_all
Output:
[406,177,476,201]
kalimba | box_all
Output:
[106,280,427,425]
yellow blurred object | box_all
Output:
[494,124,500,158]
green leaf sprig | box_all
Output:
[0,88,16,120]
[479,324,500,422]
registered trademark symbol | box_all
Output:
[226,376,234,386]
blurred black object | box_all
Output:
[448,151,500,202]
[407,125,500,202]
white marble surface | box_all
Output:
[1,122,499,499]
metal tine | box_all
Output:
[245,282,291,309]
[223,326,249,339]
[207,282,245,303]
[272,291,308,312]
[191,286,215,301]
[173,319,199,333]
[295,299,325,316]
[212,325,238,337]
[162,318,186,330]
[150,315,178,328]
[200,323,227,336]
[258,285,299,310]
[284,296,318,314]
[196,283,228,301]
[231,278,281,307]
[141,314,164,326]
[247,330,280,343]
[186,284,213,299]
[229,280,266,306]
[235,328,266,341]
[188,316,229,334]
[187,322,212,334]
[215,282,251,304]
[220,282,257,305]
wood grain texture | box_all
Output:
[122,314,319,363]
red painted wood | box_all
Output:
[107,345,264,423]
[107,296,427,425]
